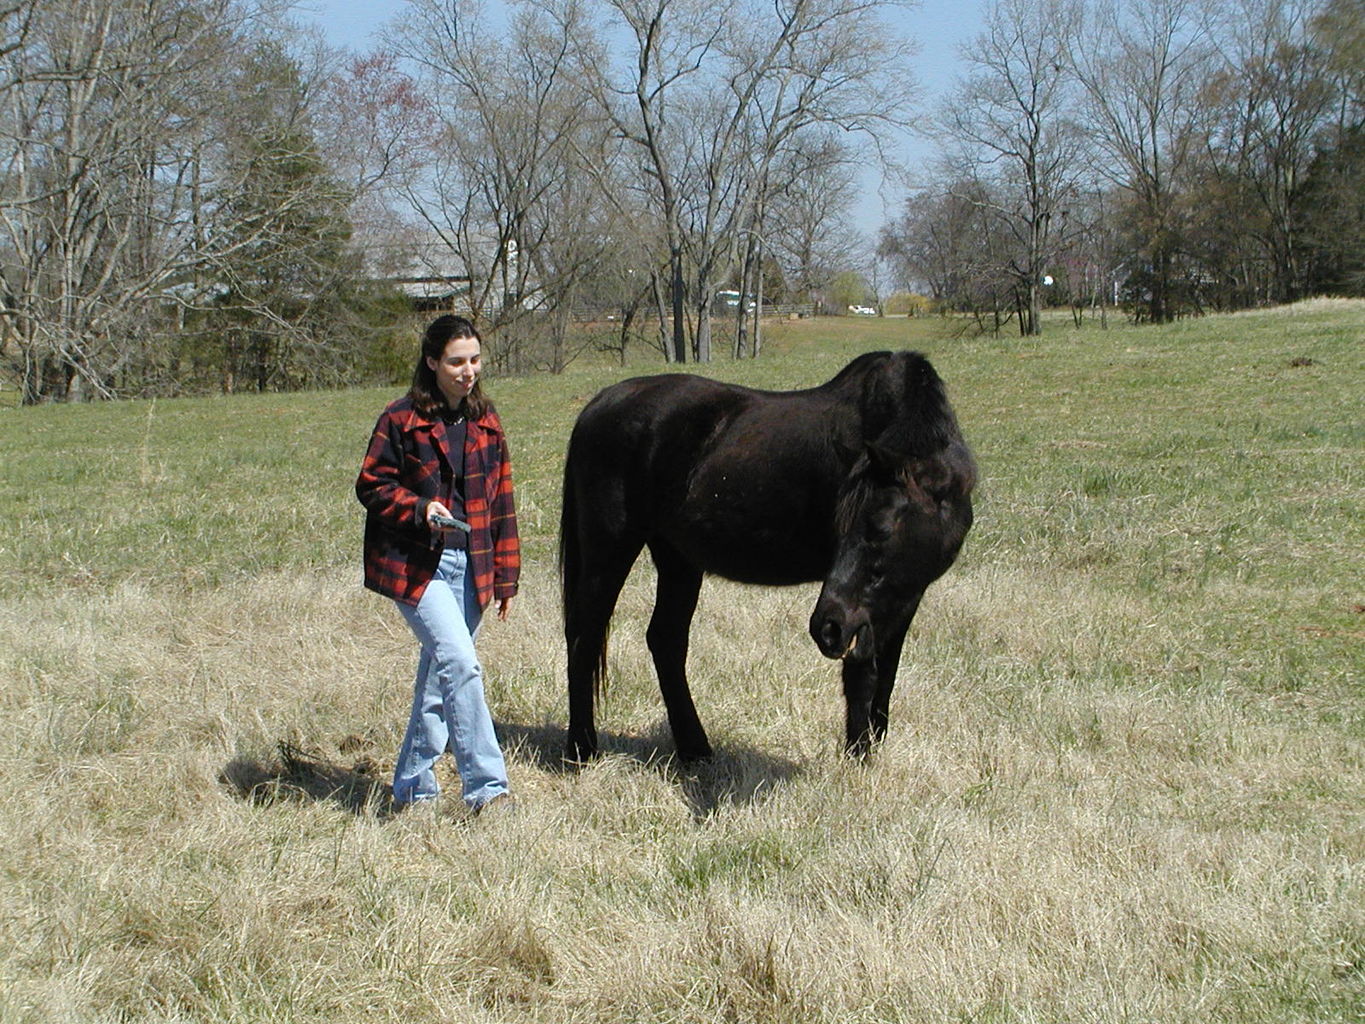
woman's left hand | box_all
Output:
[497,596,514,622]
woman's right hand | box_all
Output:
[426,501,456,531]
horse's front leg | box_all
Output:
[844,608,914,757]
[868,613,913,744]
[647,543,712,762]
[841,654,879,758]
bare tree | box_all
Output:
[1050,184,1127,324]
[711,0,915,359]
[1070,0,1215,322]
[767,129,862,320]
[939,0,1085,334]
[389,0,615,372]
[573,0,721,362]
[879,179,1018,330]
[583,0,915,362]
[0,0,245,399]
[0,0,357,402]
[312,49,432,267]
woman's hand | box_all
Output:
[427,501,456,531]
[497,596,514,622]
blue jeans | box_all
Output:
[392,547,509,809]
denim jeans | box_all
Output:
[392,546,509,809]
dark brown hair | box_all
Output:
[408,314,490,419]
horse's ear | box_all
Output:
[864,440,903,481]
[868,444,958,497]
[908,449,973,500]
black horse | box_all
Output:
[559,350,975,762]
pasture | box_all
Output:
[0,301,1361,1023]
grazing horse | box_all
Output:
[559,350,975,762]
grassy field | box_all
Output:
[0,302,1361,1023]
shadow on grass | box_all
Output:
[219,742,395,818]
[220,721,806,821]
[498,720,805,819]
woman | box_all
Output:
[356,315,519,815]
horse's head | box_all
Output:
[809,440,974,663]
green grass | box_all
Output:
[0,301,1361,1022]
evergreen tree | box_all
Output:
[199,42,362,392]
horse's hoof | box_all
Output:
[843,737,877,761]
[676,743,714,764]
[563,739,598,766]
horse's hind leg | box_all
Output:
[646,541,712,762]
[565,540,642,763]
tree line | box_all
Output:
[2,0,1360,402]
[0,0,907,402]
[879,0,1365,333]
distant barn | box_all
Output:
[368,243,472,313]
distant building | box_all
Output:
[365,242,473,313]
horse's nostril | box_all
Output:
[813,617,843,655]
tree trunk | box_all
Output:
[670,251,686,363]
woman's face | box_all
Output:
[427,334,481,407]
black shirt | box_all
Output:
[442,413,467,548]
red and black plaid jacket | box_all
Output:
[356,395,520,609]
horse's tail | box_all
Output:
[558,437,608,703]
[557,440,577,619]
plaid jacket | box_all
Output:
[356,395,520,608]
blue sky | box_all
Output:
[294,0,986,235]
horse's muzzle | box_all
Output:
[810,605,873,661]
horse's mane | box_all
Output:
[831,351,975,534]
[836,350,962,458]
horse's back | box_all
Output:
[565,372,849,583]
[562,353,972,585]
[574,372,750,434]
